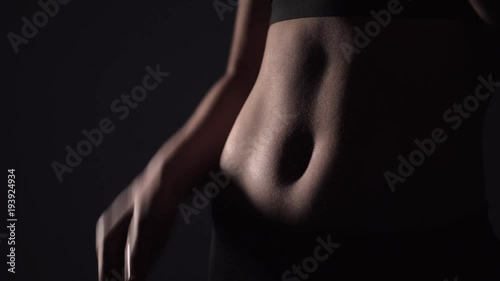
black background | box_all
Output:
[3,0,500,281]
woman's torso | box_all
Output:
[216,1,490,233]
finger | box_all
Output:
[96,215,105,281]
[125,203,162,281]
[97,209,133,281]
[124,240,132,281]
[97,184,138,281]
[125,207,150,281]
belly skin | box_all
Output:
[218,17,488,231]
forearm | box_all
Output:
[98,70,255,236]
[141,71,256,212]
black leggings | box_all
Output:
[209,206,500,281]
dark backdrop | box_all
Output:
[4,0,235,280]
[3,1,500,281]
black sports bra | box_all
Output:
[269,0,480,24]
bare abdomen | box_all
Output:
[219,17,487,231]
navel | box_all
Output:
[277,127,315,185]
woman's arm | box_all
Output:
[96,1,271,281]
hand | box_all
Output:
[96,178,137,281]
[124,184,173,281]
[97,168,175,281]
